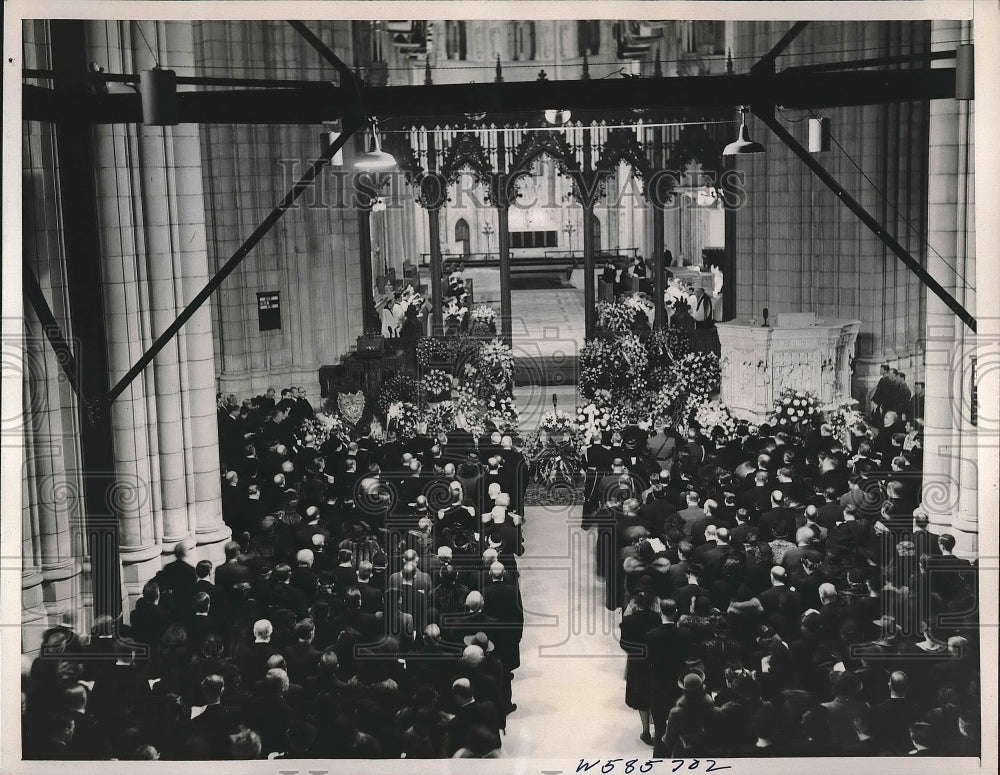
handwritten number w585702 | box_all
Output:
[575,759,730,773]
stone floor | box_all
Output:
[467,267,587,358]
[500,499,647,759]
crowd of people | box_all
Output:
[22,387,530,760]
[21,379,981,761]
[582,405,980,757]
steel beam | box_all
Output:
[24,67,957,125]
[755,109,976,333]
[107,122,360,403]
[752,21,810,75]
[23,264,80,397]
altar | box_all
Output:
[717,313,860,421]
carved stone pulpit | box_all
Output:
[717,314,860,421]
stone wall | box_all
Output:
[193,21,365,400]
[731,21,931,406]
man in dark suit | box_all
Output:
[673,491,706,539]
[191,674,239,758]
[646,599,689,757]
[355,560,385,614]
[758,490,798,542]
[584,431,616,511]
[740,470,773,516]
[444,677,503,756]
[156,542,198,617]
[215,541,252,599]
[481,562,524,676]
[497,436,529,515]
[870,363,892,419]
[757,567,801,618]
[442,591,497,655]
[284,619,322,684]
[239,619,284,684]
[910,511,941,559]
[482,496,524,559]
[62,684,112,759]
[816,486,844,530]
[639,472,679,536]
[186,591,221,651]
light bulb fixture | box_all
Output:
[722,107,766,156]
[354,118,397,171]
[808,117,831,153]
[544,108,572,126]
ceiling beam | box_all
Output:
[23,66,957,125]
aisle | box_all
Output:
[502,499,647,758]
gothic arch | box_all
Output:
[506,129,580,191]
[665,123,724,175]
[439,132,495,188]
[594,127,655,199]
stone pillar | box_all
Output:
[949,21,977,557]
[22,93,86,641]
[922,20,975,551]
[90,20,230,600]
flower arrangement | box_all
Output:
[421,369,453,401]
[444,297,468,324]
[646,382,687,429]
[690,398,741,442]
[524,429,584,485]
[577,399,614,443]
[623,294,655,327]
[675,351,721,397]
[376,374,420,415]
[386,400,421,438]
[617,333,650,384]
[392,285,426,325]
[597,300,641,334]
[477,338,515,388]
[539,409,578,437]
[422,400,457,437]
[296,416,339,448]
[452,385,487,438]
[468,304,498,335]
[417,337,455,369]
[484,394,520,435]
[579,338,618,399]
[772,388,819,427]
[826,404,867,449]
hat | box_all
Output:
[463,631,495,652]
[677,668,706,691]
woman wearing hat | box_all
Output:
[619,587,661,745]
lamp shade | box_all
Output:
[544,108,572,126]
[354,148,396,171]
[354,123,397,171]
[722,118,765,156]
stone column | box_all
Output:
[922,20,972,547]
[90,20,230,600]
[949,21,977,557]
[22,96,86,641]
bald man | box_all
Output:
[481,561,524,676]
[443,591,498,656]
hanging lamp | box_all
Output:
[354,118,397,171]
[722,107,766,156]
